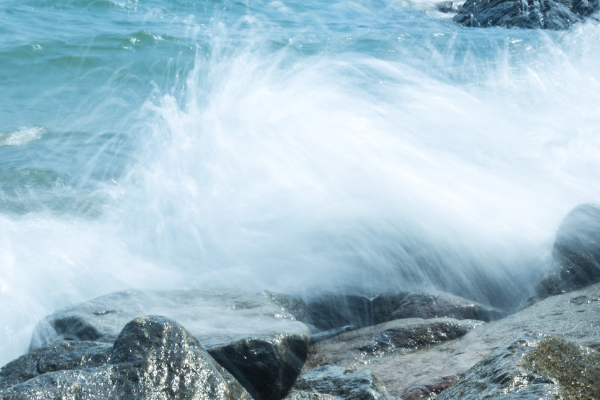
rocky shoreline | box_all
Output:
[1,203,599,399]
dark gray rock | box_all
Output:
[310,325,356,344]
[292,366,396,400]
[305,291,409,331]
[0,316,253,400]
[436,1,464,13]
[0,341,111,390]
[390,292,503,322]
[437,335,600,399]
[453,0,599,29]
[30,289,309,400]
[526,203,600,307]
[284,391,342,400]
[306,318,482,371]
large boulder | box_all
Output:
[526,203,600,306]
[0,316,253,400]
[30,289,310,400]
[291,366,396,400]
[453,0,600,29]
[437,335,600,399]
[306,318,482,370]
[307,282,600,399]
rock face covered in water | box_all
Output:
[306,318,482,370]
[30,289,310,400]
[0,316,253,400]
[291,366,395,400]
[454,0,600,29]
[526,203,600,306]
[437,335,600,399]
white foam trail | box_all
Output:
[0,127,45,147]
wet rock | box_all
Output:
[30,289,310,400]
[0,341,111,390]
[306,318,482,370]
[315,282,600,399]
[292,365,396,400]
[305,293,377,331]
[305,291,409,331]
[390,292,503,322]
[437,335,600,399]
[259,290,312,326]
[285,391,342,400]
[453,0,599,29]
[310,325,356,344]
[526,203,600,306]
[0,316,252,400]
[436,1,463,13]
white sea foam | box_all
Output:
[0,127,45,147]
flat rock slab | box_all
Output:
[344,282,600,399]
[306,318,482,370]
[0,316,252,400]
[30,289,310,400]
[437,335,600,399]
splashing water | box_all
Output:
[1,0,600,365]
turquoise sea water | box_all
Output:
[1,0,600,365]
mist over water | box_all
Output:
[1,0,600,365]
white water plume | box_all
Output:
[1,5,600,368]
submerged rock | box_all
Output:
[0,316,252,400]
[312,282,600,399]
[292,365,396,400]
[390,292,503,322]
[453,0,600,29]
[306,318,482,370]
[30,289,309,400]
[437,335,600,399]
[0,341,111,390]
[526,203,600,306]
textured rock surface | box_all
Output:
[390,292,503,322]
[454,0,600,29]
[285,391,342,400]
[0,316,253,400]
[292,365,396,400]
[437,335,600,399]
[0,341,111,390]
[30,289,309,400]
[304,291,410,331]
[312,282,600,399]
[306,318,482,370]
[526,203,600,306]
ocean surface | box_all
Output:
[1,0,600,365]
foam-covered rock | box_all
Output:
[526,203,600,306]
